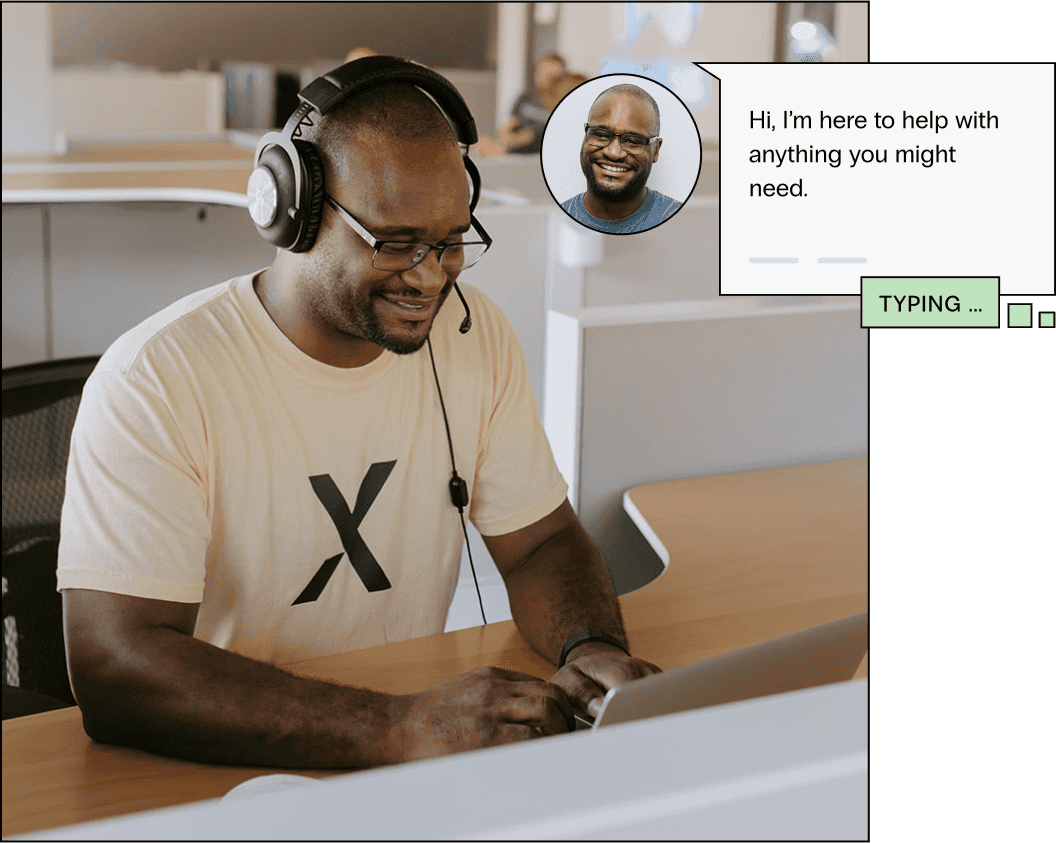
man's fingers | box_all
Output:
[510,680,576,728]
[575,657,662,688]
[473,665,551,685]
[551,656,663,717]
[489,723,540,745]
[495,688,575,734]
[551,664,607,717]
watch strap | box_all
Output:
[559,629,629,668]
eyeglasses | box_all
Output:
[325,195,492,273]
[583,124,659,155]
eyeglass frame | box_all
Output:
[324,194,493,272]
[583,124,659,154]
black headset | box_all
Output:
[248,57,489,624]
[247,55,483,253]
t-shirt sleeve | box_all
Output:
[57,367,210,602]
[467,298,568,537]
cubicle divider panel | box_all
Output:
[469,204,552,409]
[2,206,49,366]
[48,203,277,359]
[444,204,551,630]
[581,198,721,308]
[473,155,552,205]
[544,300,867,594]
[52,69,225,146]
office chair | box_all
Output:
[3,355,99,718]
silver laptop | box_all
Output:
[575,611,868,731]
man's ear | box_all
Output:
[652,137,663,162]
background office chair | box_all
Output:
[3,355,99,718]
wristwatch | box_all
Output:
[559,629,629,668]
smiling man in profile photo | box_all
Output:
[561,83,682,234]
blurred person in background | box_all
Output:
[497,53,566,154]
[477,60,584,158]
[542,72,589,111]
[345,46,379,63]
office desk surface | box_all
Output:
[2,141,255,166]
[621,456,868,659]
[2,458,867,838]
[2,141,255,204]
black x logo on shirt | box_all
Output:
[292,461,396,605]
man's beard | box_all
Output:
[581,155,651,204]
[353,281,453,355]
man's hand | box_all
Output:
[395,667,575,762]
[549,642,662,718]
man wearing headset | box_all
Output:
[57,59,659,769]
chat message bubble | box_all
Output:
[694,63,1054,296]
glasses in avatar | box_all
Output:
[325,195,493,273]
[583,124,659,155]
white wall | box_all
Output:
[50,3,496,72]
[495,2,529,131]
[836,2,869,62]
[2,2,53,156]
[556,2,778,144]
[557,3,776,78]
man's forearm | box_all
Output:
[502,523,628,665]
[78,627,407,769]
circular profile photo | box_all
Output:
[542,73,701,235]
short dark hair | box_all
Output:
[590,84,661,135]
[303,83,457,186]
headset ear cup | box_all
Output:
[290,140,327,253]
[251,144,300,249]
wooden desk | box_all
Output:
[2,458,866,838]
[2,140,256,204]
[621,456,868,664]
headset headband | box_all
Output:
[296,57,478,144]
[249,56,482,252]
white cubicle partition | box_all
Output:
[468,203,551,408]
[545,198,721,312]
[23,679,867,841]
[52,69,225,147]
[473,154,552,204]
[1,206,50,364]
[444,203,554,630]
[47,203,276,360]
[581,197,720,306]
[544,298,867,594]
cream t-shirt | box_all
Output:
[57,274,567,664]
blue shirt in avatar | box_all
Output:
[560,188,682,234]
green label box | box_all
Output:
[861,277,999,328]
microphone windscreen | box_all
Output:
[454,283,472,334]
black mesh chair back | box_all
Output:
[3,356,99,715]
